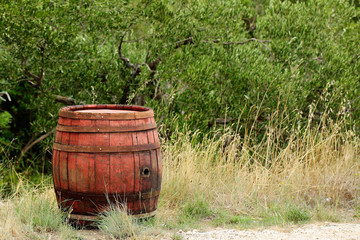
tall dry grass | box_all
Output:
[158,107,360,223]
[0,177,77,240]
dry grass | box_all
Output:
[0,178,77,240]
[97,204,139,239]
[157,112,360,225]
[0,107,359,238]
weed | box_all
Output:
[179,195,212,221]
[172,233,183,240]
[0,179,76,239]
[213,210,253,227]
[13,188,66,233]
[97,204,139,239]
[284,206,311,224]
[314,203,341,222]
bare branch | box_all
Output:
[24,69,41,81]
[152,80,161,100]
[19,75,39,88]
[202,39,221,43]
[250,38,272,52]
[22,46,45,88]
[17,128,56,162]
[145,51,151,63]
[39,44,45,86]
[118,34,136,69]
[54,95,76,105]
[172,37,194,49]
[23,44,45,88]
[143,63,152,72]
[118,29,161,81]
[0,91,11,102]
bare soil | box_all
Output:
[176,223,360,240]
[76,222,360,239]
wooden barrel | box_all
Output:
[52,104,162,221]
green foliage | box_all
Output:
[213,210,253,227]
[284,205,311,223]
[257,202,311,225]
[354,205,360,218]
[0,111,11,129]
[179,195,213,222]
[0,0,359,174]
[171,233,183,240]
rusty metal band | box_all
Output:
[70,211,156,221]
[53,142,160,153]
[56,122,157,133]
[59,110,154,120]
[56,188,160,202]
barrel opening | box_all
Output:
[142,167,150,177]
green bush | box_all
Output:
[0,0,359,173]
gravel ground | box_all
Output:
[177,223,360,240]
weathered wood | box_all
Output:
[52,104,162,223]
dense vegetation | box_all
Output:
[1,1,360,238]
[1,0,359,176]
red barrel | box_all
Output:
[52,104,162,221]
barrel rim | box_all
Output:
[59,104,154,120]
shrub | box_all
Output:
[97,204,139,239]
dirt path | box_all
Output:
[77,222,360,239]
[177,223,360,240]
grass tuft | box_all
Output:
[213,210,253,227]
[97,204,139,239]
[13,189,66,233]
[0,178,77,240]
[284,206,311,224]
[180,195,212,220]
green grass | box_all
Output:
[180,195,213,220]
[284,205,311,224]
[171,233,183,240]
[97,204,139,239]
[13,191,65,233]
[0,182,79,240]
[213,210,253,227]
[353,206,360,219]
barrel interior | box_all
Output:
[76,109,136,113]
[62,104,151,112]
